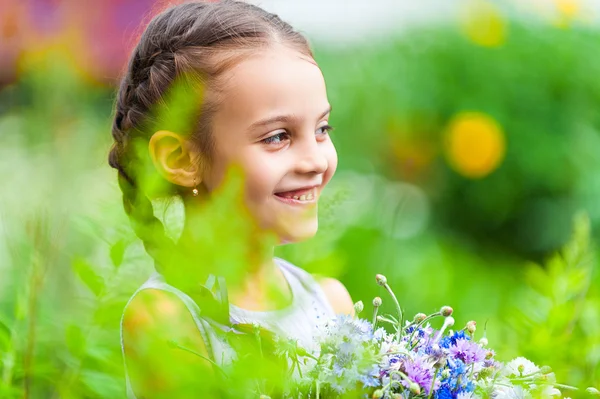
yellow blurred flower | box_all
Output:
[444,112,506,179]
[554,0,583,28]
[461,0,507,47]
[556,0,580,19]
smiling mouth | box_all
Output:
[274,187,317,203]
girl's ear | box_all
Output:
[148,130,201,188]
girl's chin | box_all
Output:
[276,220,319,245]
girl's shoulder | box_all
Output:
[317,276,355,316]
[120,286,214,397]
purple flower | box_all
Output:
[448,339,487,364]
[402,357,438,394]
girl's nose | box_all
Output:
[295,139,328,175]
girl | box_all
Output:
[109,1,354,397]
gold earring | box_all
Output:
[192,178,199,197]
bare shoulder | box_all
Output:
[123,288,199,342]
[315,276,355,316]
[122,288,216,398]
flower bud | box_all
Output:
[372,389,384,399]
[376,316,386,323]
[373,297,382,307]
[391,394,402,399]
[486,351,494,360]
[167,339,178,349]
[440,306,453,317]
[466,321,477,334]
[479,337,488,346]
[540,365,552,375]
[354,301,364,314]
[518,364,525,374]
[478,367,493,379]
[413,313,427,323]
[296,346,309,357]
[409,383,421,395]
[586,387,600,396]
[441,369,450,379]
[375,274,388,286]
[444,316,455,328]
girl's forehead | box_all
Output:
[215,47,329,124]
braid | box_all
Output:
[110,59,178,274]
[116,172,174,273]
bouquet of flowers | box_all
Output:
[278,274,592,399]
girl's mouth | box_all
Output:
[274,187,317,204]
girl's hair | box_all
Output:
[107,1,312,277]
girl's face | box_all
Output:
[201,46,337,243]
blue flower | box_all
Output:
[439,330,470,349]
[358,365,381,388]
[435,385,454,399]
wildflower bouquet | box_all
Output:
[282,274,590,399]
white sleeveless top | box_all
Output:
[120,257,336,399]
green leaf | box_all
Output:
[72,257,104,297]
[65,324,86,358]
[80,369,123,398]
[0,315,11,348]
[109,239,128,269]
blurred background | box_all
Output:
[1,0,599,397]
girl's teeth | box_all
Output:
[282,191,315,201]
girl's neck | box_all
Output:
[176,199,292,311]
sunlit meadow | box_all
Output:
[0,0,599,397]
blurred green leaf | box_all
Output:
[109,239,128,269]
[0,316,11,349]
[72,257,104,297]
[65,324,86,358]
[80,369,123,398]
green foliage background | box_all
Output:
[1,9,599,398]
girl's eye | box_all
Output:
[262,131,289,145]
[316,124,334,138]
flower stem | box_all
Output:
[408,312,442,346]
[373,306,380,328]
[377,316,397,325]
[554,383,579,391]
[170,341,227,377]
[427,371,437,399]
[383,283,403,340]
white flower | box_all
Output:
[493,385,532,399]
[379,341,408,357]
[503,357,540,377]
[533,382,561,399]
[373,327,388,342]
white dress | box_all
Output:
[119,257,336,399]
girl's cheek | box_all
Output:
[324,144,338,183]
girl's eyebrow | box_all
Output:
[247,105,332,131]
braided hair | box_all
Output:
[108,1,313,321]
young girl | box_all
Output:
[109,1,354,397]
